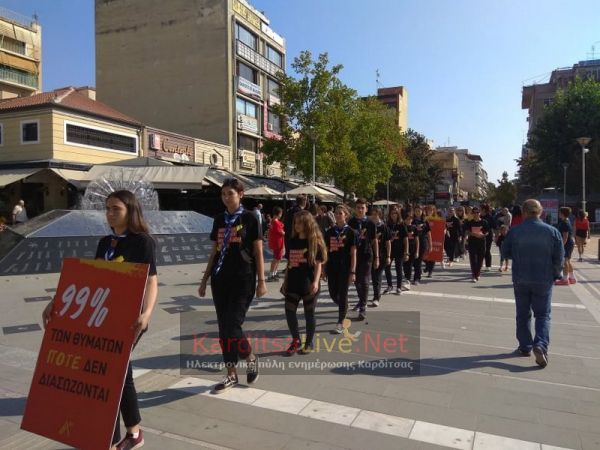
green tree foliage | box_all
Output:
[487,171,517,206]
[518,78,600,195]
[262,51,405,198]
[378,130,441,204]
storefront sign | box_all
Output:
[233,0,261,29]
[238,77,262,99]
[237,114,259,134]
[147,131,194,161]
[21,258,149,450]
[239,150,256,169]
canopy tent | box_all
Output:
[0,168,42,187]
[283,184,339,200]
[244,185,282,198]
[372,200,399,206]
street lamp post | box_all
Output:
[312,139,316,185]
[562,163,568,206]
[576,137,592,212]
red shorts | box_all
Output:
[271,246,284,260]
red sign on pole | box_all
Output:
[21,258,149,450]
[423,217,445,263]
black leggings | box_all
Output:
[484,234,493,268]
[112,331,145,445]
[371,258,386,300]
[211,274,255,366]
[328,269,350,323]
[445,236,459,262]
[403,251,420,281]
[285,292,318,345]
[468,239,486,278]
[385,254,404,288]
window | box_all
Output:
[66,124,137,153]
[236,97,258,118]
[266,45,283,67]
[236,61,257,84]
[21,120,39,144]
[237,134,257,152]
[235,23,257,50]
[0,36,26,56]
[267,78,280,97]
[267,110,281,134]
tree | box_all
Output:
[519,77,600,195]
[378,130,441,204]
[488,171,517,206]
[262,51,405,198]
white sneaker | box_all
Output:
[395,288,401,295]
[371,299,380,307]
[471,278,477,283]
[334,323,343,334]
[382,286,393,295]
[402,282,411,291]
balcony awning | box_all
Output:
[80,165,210,190]
[0,52,38,73]
[0,168,41,187]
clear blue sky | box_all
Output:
[4,0,600,184]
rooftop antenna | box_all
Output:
[375,69,383,91]
[586,41,600,60]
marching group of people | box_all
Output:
[38,179,593,449]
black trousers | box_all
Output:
[354,258,372,311]
[371,257,386,300]
[445,236,459,261]
[211,274,255,366]
[328,268,350,323]
[468,239,486,278]
[385,254,404,289]
[484,234,493,268]
[112,330,145,444]
[403,251,419,281]
[285,292,318,345]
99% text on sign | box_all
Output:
[58,285,110,328]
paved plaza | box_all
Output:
[1,241,600,450]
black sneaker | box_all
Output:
[246,355,259,384]
[516,348,531,357]
[357,311,366,321]
[213,374,238,394]
[533,346,548,368]
[382,286,393,295]
[351,304,360,312]
[299,344,313,355]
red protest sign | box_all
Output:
[423,217,445,263]
[21,258,149,450]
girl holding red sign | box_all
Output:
[284,210,327,355]
[199,178,267,393]
[43,190,159,450]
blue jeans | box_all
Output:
[513,282,552,352]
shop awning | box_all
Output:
[80,165,210,190]
[0,168,41,187]
[0,52,39,73]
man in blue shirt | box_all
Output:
[501,199,564,368]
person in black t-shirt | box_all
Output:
[445,207,461,266]
[465,206,490,282]
[481,204,496,271]
[555,206,576,285]
[199,178,266,394]
[413,205,430,283]
[325,204,357,333]
[403,209,420,287]
[347,198,377,320]
[43,190,159,450]
[369,207,391,307]
[385,207,409,294]
[284,195,308,259]
[284,210,327,355]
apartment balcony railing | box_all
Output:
[236,40,282,77]
[0,7,38,30]
[0,64,38,88]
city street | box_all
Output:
[1,243,600,450]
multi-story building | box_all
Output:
[435,146,488,201]
[521,59,600,157]
[0,7,41,99]
[95,0,285,177]
[431,151,465,203]
[375,86,408,132]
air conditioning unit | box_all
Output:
[267,123,274,131]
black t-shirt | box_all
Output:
[210,210,261,278]
[325,225,357,273]
[405,223,419,254]
[446,216,461,239]
[373,221,391,260]
[388,222,408,256]
[466,219,490,240]
[413,218,430,242]
[287,238,323,296]
[348,217,376,260]
[95,232,157,276]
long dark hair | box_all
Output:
[106,190,149,234]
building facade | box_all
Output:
[0,8,41,99]
[375,86,408,132]
[435,146,488,201]
[521,59,600,157]
[95,0,285,177]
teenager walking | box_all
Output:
[325,205,357,333]
[284,210,327,354]
[445,207,461,267]
[402,209,420,289]
[385,207,409,294]
[267,206,285,281]
[465,206,490,282]
[348,198,377,320]
[369,207,391,307]
[574,210,590,261]
[198,178,266,393]
[555,207,576,285]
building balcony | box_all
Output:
[236,40,282,77]
[0,64,38,89]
